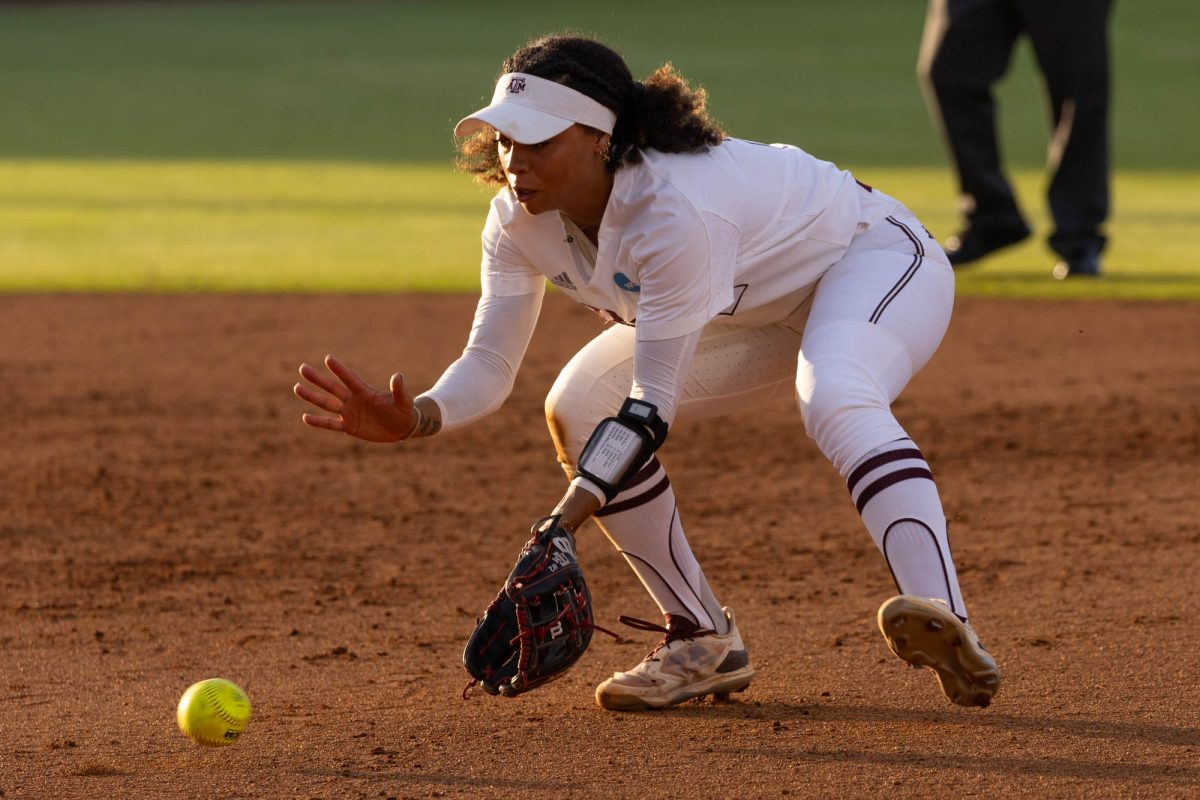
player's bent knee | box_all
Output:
[545,376,613,470]
[545,385,584,471]
[797,370,879,446]
[797,377,904,476]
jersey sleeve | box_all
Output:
[417,196,549,430]
[629,330,701,425]
[418,288,545,431]
[568,329,701,505]
[480,196,546,297]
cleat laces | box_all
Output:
[616,614,716,661]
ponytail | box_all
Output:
[607,64,725,172]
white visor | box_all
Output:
[454,72,618,144]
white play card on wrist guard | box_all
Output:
[579,420,644,484]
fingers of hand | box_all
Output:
[323,355,371,395]
[294,382,344,415]
[298,362,351,402]
[389,372,413,405]
[301,412,345,432]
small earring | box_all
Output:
[600,144,612,163]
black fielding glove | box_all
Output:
[463,515,598,697]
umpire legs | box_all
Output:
[1019,0,1112,260]
[922,0,1113,260]
[921,0,1028,233]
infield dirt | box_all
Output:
[2,293,1197,799]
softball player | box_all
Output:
[295,35,1000,710]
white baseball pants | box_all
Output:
[545,209,970,629]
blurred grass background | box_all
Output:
[0,0,1196,297]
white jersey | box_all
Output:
[481,137,891,340]
[423,138,902,430]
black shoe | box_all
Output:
[944,224,1031,267]
[1051,250,1102,280]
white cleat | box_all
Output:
[877,595,1001,708]
[595,607,754,711]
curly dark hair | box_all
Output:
[455,34,726,187]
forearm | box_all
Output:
[552,482,603,533]
[422,291,543,432]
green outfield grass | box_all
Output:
[5,161,1196,298]
[1,0,1196,297]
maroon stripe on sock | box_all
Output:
[619,552,689,612]
[854,467,934,514]
[612,456,661,496]
[665,504,709,623]
[595,475,670,517]
[846,448,924,495]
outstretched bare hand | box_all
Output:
[294,355,416,443]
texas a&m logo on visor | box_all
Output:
[507,77,527,94]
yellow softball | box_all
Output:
[176,678,251,747]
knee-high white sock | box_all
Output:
[592,457,729,634]
[848,439,969,621]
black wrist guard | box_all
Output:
[576,398,669,502]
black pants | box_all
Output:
[923,0,1112,259]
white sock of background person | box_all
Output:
[591,456,730,634]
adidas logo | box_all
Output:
[549,272,577,292]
